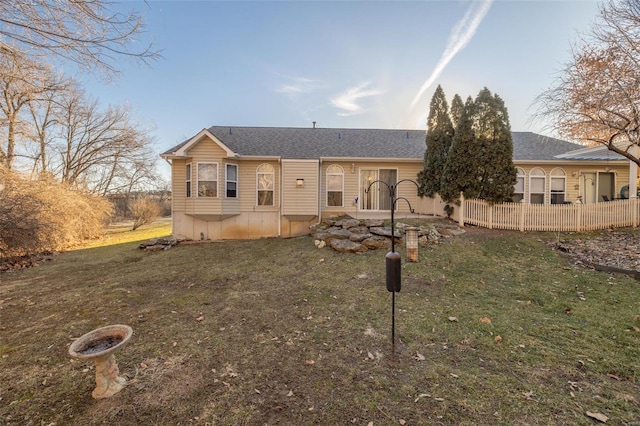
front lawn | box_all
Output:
[1,223,638,425]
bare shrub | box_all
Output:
[0,167,112,258]
[130,197,161,231]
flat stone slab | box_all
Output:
[330,239,368,253]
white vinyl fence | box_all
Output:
[459,198,640,232]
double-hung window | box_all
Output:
[513,168,524,202]
[226,164,238,198]
[529,168,546,204]
[197,162,218,197]
[550,168,566,204]
[327,165,344,207]
[186,163,192,198]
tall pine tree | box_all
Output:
[418,85,454,197]
[440,88,517,203]
[472,88,517,203]
[440,96,481,202]
[450,93,464,129]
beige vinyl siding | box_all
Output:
[238,160,280,212]
[320,161,355,217]
[222,161,241,215]
[282,159,319,216]
[171,159,188,213]
[322,161,423,214]
[515,163,629,203]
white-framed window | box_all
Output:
[257,163,274,206]
[226,164,238,198]
[550,168,566,204]
[529,167,546,204]
[326,164,344,207]
[197,162,218,197]
[186,163,192,198]
[513,167,525,203]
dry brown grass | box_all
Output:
[1,221,639,425]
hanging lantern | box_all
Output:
[405,227,419,262]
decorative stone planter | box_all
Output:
[68,324,133,399]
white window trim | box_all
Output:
[513,167,525,202]
[225,163,238,199]
[529,168,546,204]
[359,167,399,211]
[186,163,192,198]
[256,163,275,206]
[197,162,219,198]
[550,168,567,204]
[326,164,344,207]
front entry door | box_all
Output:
[582,172,597,204]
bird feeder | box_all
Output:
[405,227,419,262]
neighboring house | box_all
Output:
[160,126,634,240]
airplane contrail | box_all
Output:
[409,0,493,110]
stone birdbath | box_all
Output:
[68,324,133,399]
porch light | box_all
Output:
[405,227,419,262]
[296,178,305,188]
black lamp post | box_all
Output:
[365,178,419,360]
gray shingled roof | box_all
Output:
[555,144,628,161]
[161,126,606,162]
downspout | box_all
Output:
[278,157,282,237]
[316,158,323,225]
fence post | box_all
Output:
[519,200,525,232]
[633,198,638,228]
[488,204,493,229]
[458,192,465,227]
[576,203,582,232]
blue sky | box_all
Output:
[82,0,600,169]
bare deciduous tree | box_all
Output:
[535,0,640,165]
[53,88,159,195]
[0,47,55,169]
[27,74,70,175]
[0,0,159,78]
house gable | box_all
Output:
[162,128,236,159]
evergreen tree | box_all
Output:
[440,97,481,202]
[418,85,454,197]
[472,88,517,203]
[450,93,464,129]
[441,88,517,204]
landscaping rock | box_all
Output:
[348,226,370,235]
[310,215,464,253]
[363,219,384,227]
[340,219,361,229]
[349,232,373,243]
[138,237,179,251]
[324,228,354,242]
[437,227,466,237]
[362,236,389,250]
[330,238,368,253]
[369,227,399,238]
